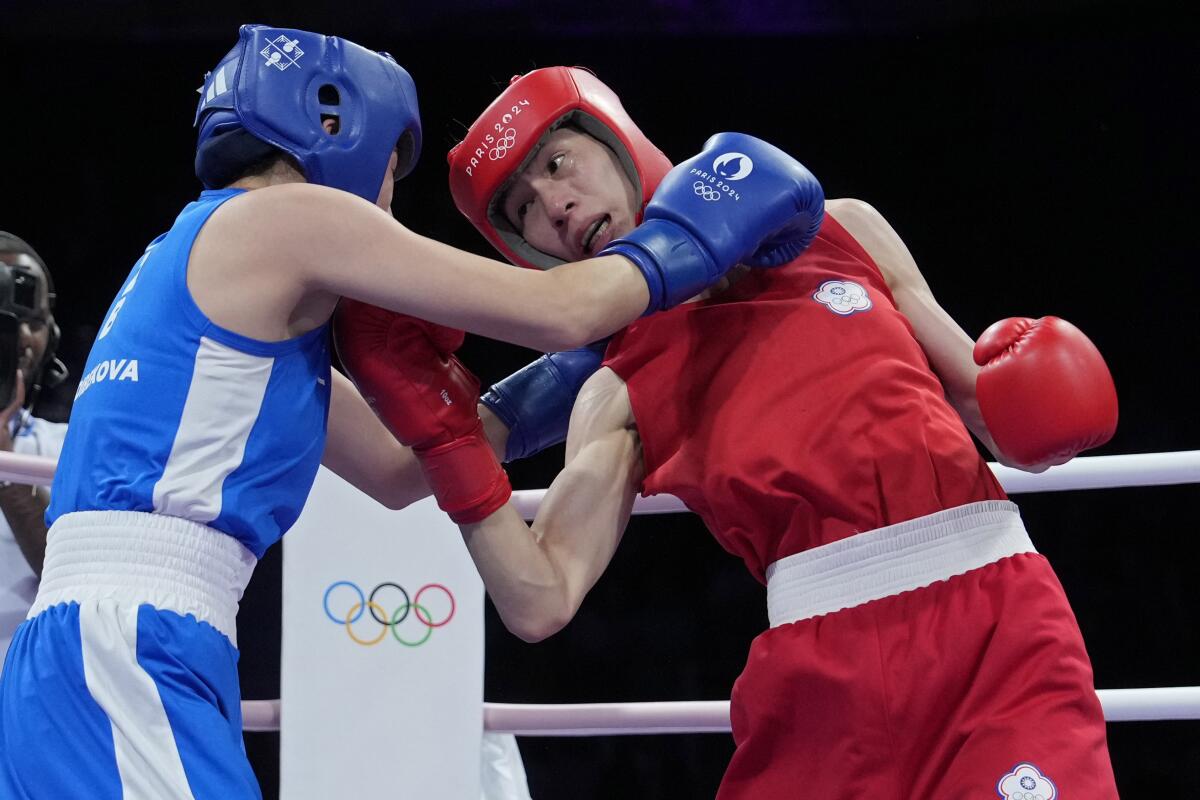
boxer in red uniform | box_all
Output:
[337,68,1119,798]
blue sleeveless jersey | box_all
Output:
[48,189,331,558]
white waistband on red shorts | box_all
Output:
[29,510,257,646]
[765,500,1034,628]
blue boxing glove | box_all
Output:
[601,132,824,312]
[481,341,608,462]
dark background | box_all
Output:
[2,0,1197,796]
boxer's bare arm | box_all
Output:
[458,367,640,643]
[827,199,1005,460]
[321,370,510,509]
[190,184,648,354]
[321,370,429,508]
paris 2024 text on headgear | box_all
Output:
[448,66,672,269]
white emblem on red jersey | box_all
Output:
[813,280,872,316]
[996,762,1057,799]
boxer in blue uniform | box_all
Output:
[0,25,821,799]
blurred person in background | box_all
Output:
[0,231,69,668]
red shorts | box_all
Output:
[719,552,1117,799]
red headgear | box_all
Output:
[448,67,672,269]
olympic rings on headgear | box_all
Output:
[488,128,517,161]
[323,581,456,647]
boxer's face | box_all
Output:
[0,252,52,389]
[501,127,639,263]
[323,116,399,212]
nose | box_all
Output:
[537,181,576,229]
[17,321,42,357]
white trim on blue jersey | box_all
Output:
[152,337,274,522]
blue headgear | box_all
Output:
[195,25,422,203]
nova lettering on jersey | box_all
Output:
[75,358,140,400]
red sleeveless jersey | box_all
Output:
[603,216,1006,582]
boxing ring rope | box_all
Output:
[5,450,1197,733]
[238,687,1200,733]
[2,450,1196,497]
[0,451,57,486]
[509,450,1200,518]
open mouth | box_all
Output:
[582,215,611,255]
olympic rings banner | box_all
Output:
[322,580,458,647]
[280,468,485,799]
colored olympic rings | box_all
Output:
[323,581,456,647]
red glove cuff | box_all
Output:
[415,422,512,524]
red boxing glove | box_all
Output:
[974,316,1118,468]
[333,299,510,523]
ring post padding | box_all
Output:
[279,468,486,798]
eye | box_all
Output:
[516,201,531,219]
[546,153,565,175]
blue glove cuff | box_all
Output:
[479,386,523,460]
[481,343,607,462]
[600,219,718,314]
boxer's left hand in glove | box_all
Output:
[334,299,511,523]
[974,316,1118,470]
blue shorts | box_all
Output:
[0,511,260,800]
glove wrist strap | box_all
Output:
[601,219,716,313]
[415,422,512,524]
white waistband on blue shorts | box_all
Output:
[765,500,1034,628]
[29,510,257,646]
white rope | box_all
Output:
[483,701,732,736]
[989,450,1200,494]
[240,686,1200,734]
[1096,686,1200,722]
[0,451,57,486]
[510,451,1200,518]
[243,698,281,732]
[3,450,1196,501]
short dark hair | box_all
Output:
[197,126,308,189]
[222,147,305,186]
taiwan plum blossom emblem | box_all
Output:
[997,763,1056,800]
[812,280,872,316]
